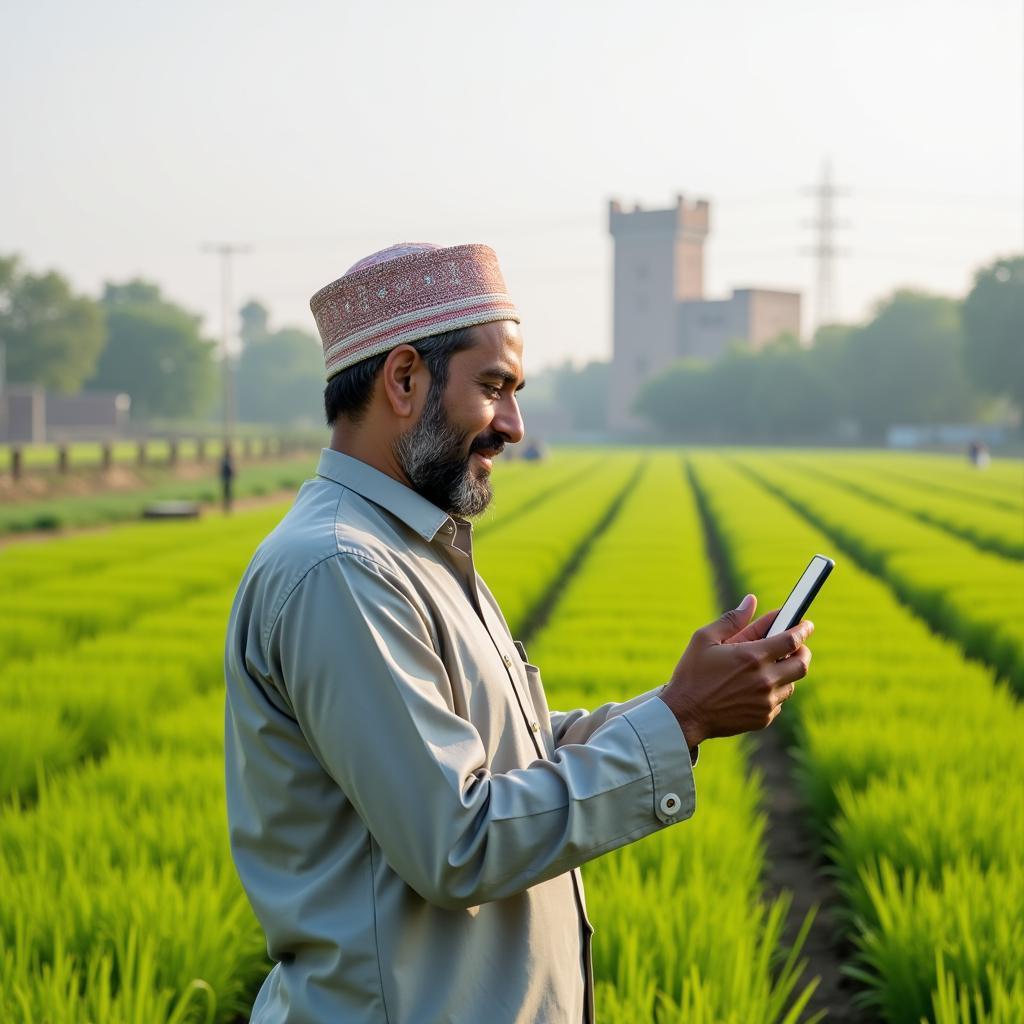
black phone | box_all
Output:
[766,554,835,638]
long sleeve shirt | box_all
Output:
[223,447,697,1023]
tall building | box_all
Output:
[608,194,801,432]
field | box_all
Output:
[0,455,318,536]
[0,447,1021,1022]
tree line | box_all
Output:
[634,255,1022,443]
[0,255,325,427]
[509,254,1021,442]
[2,251,1019,439]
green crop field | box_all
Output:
[0,447,1021,1022]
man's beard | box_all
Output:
[392,386,503,518]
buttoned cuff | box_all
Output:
[622,696,697,826]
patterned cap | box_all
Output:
[310,242,520,380]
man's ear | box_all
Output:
[380,345,428,419]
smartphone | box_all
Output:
[765,554,835,638]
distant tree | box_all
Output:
[747,344,841,441]
[552,359,609,431]
[515,359,609,434]
[812,323,856,349]
[0,254,106,391]
[236,313,325,425]
[762,330,802,353]
[239,299,271,350]
[962,254,1024,411]
[633,359,722,440]
[838,289,983,440]
[634,290,988,442]
[103,280,162,306]
[86,279,217,419]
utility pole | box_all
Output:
[801,159,850,334]
[0,338,6,443]
[201,242,251,448]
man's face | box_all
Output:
[393,321,526,518]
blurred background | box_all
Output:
[1,0,1021,478]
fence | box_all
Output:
[1,435,322,482]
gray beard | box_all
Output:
[392,389,494,518]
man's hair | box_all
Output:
[324,327,476,427]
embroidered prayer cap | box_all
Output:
[310,242,521,380]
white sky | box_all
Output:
[3,0,1022,374]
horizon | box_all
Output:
[3,0,1021,373]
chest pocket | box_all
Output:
[512,640,555,760]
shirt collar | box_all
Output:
[315,447,464,545]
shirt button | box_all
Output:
[659,792,681,817]
[502,654,513,668]
[530,721,539,733]
[443,523,454,534]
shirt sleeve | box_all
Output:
[551,686,700,766]
[270,552,697,912]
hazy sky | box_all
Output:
[3,0,1021,373]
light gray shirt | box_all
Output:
[224,448,697,1023]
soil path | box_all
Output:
[685,459,869,1024]
[747,727,869,1023]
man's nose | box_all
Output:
[494,395,525,445]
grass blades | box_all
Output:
[689,453,1024,1023]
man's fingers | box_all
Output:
[772,680,797,707]
[755,620,814,661]
[771,645,812,688]
[698,594,757,644]
[724,608,780,645]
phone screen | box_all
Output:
[766,555,834,638]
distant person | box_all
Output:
[220,445,236,512]
[523,438,547,461]
[967,440,991,469]
[223,242,814,1023]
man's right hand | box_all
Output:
[659,594,813,749]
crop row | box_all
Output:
[525,453,818,1023]
[730,456,1024,694]
[0,454,644,1020]
[778,453,1023,560]
[690,454,1024,1023]
[474,454,641,633]
[840,450,1024,510]
[0,511,285,659]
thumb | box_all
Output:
[703,594,756,643]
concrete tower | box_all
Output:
[608,195,710,431]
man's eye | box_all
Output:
[483,384,503,399]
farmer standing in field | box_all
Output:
[223,242,813,1023]
[220,444,236,514]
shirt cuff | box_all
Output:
[657,683,699,766]
[621,696,697,826]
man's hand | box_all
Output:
[659,595,813,749]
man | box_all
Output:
[220,444,236,514]
[224,242,812,1023]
